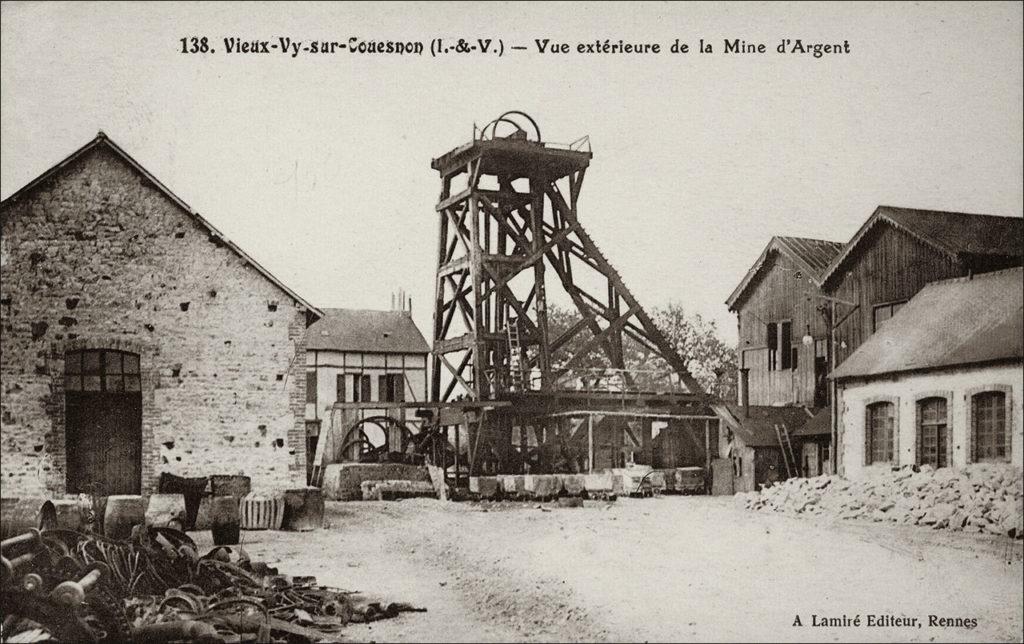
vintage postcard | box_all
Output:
[1,2,1021,642]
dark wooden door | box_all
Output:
[64,350,143,495]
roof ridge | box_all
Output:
[775,235,844,245]
[878,204,1021,221]
[1,132,323,319]
[820,205,1023,286]
[321,307,410,313]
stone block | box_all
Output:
[321,462,431,501]
[145,493,187,528]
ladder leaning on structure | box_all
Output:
[775,423,798,478]
[505,317,524,391]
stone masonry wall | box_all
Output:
[0,143,309,496]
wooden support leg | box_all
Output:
[641,417,653,466]
[704,419,711,470]
[587,414,594,474]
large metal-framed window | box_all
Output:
[64,349,141,393]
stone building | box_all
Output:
[832,268,1023,478]
[304,307,430,478]
[0,132,322,497]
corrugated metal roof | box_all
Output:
[724,403,817,447]
[831,267,1023,380]
[821,206,1023,287]
[0,132,323,320]
[307,308,430,354]
[726,236,843,310]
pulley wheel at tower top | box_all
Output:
[480,111,543,143]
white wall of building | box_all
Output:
[305,350,428,424]
[838,362,1023,479]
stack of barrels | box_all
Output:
[1,475,324,543]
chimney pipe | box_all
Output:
[739,368,750,418]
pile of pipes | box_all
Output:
[0,525,424,642]
[735,463,1024,539]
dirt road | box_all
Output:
[230,496,1023,642]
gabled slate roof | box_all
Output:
[0,132,323,319]
[726,236,844,310]
[307,308,430,354]
[820,206,1023,288]
[831,267,1023,380]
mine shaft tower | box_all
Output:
[427,111,736,480]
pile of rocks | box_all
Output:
[735,463,1024,539]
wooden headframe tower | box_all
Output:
[428,111,737,479]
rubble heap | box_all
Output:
[0,525,424,642]
[735,463,1024,539]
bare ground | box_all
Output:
[222,496,1024,643]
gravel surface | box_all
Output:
[213,496,1024,642]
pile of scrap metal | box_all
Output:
[0,526,424,642]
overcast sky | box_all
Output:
[2,1,1021,343]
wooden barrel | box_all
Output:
[210,475,251,500]
[51,499,89,532]
[145,494,186,529]
[103,495,148,540]
[209,496,240,545]
[1,499,57,540]
[239,493,285,530]
[282,487,324,532]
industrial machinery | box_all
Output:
[421,111,739,485]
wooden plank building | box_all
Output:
[724,206,1022,490]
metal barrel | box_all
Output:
[210,475,251,501]
[281,487,324,532]
[0,499,58,540]
[209,495,240,545]
[103,495,148,540]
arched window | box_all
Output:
[917,397,948,468]
[972,391,1008,462]
[866,401,895,464]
